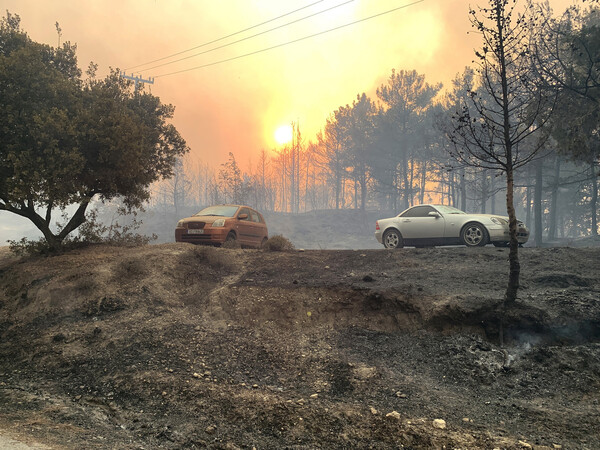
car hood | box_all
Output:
[466,213,527,225]
[181,215,230,224]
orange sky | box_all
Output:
[4,0,578,171]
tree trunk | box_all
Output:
[548,155,561,240]
[591,160,598,236]
[505,168,520,305]
[534,158,544,247]
[460,167,467,212]
[481,170,488,213]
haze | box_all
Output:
[3,0,576,170]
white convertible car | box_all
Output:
[375,204,530,249]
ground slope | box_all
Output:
[0,244,599,449]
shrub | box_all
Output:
[193,246,237,272]
[262,235,295,252]
[8,207,156,256]
[221,239,241,249]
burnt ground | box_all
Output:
[0,243,599,449]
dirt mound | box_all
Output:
[1,244,599,449]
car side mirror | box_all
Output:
[238,213,248,220]
[428,211,441,218]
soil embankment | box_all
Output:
[1,244,599,449]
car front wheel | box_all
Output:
[382,229,403,249]
[461,223,488,247]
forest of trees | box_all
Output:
[150,1,600,244]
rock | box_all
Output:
[370,406,378,415]
[518,441,532,449]
[432,419,446,429]
[310,393,318,398]
[386,411,401,420]
[552,445,562,449]
[192,372,201,378]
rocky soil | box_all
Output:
[0,243,599,449]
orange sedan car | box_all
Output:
[175,204,268,248]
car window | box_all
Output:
[249,210,259,222]
[400,206,435,217]
[435,205,466,215]
[195,205,239,217]
[238,208,250,220]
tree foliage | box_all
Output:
[0,13,188,249]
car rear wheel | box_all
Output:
[383,229,403,249]
[461,223,488,247]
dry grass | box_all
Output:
[262,235,295,252]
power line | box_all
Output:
[155,0,424,78]
[125,0,327,71]
[140,0,355,73]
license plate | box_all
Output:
[187,229,204,234]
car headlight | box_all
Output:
[490,217,506,225]
[177,221,184,228]
[212,219,226,227]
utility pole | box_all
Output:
[119,72,154,91]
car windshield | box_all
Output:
[194,205,239,217]
[435,205,466,215]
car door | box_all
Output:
[398,206,445,239]
[235,207,253,246]
[247,209,267,247]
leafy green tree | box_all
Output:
[535,4,600,235]
[376,69,441,210]
[0,13,188,250]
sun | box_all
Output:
[274,124,293,145]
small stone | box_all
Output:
[552,445,562,449]
[386,411,401,420]
[75,395,82,400]
[161,391,167,396]
[432,419,446,429]
[205,425,216,434]
[310,393,318,398]
[518,441,532,449]
[252,384,259,389]
[369,406,378,415]
[297,398,305,405]
[462,417,472,423]
[192,373,201,378]
[395,391,407,398]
